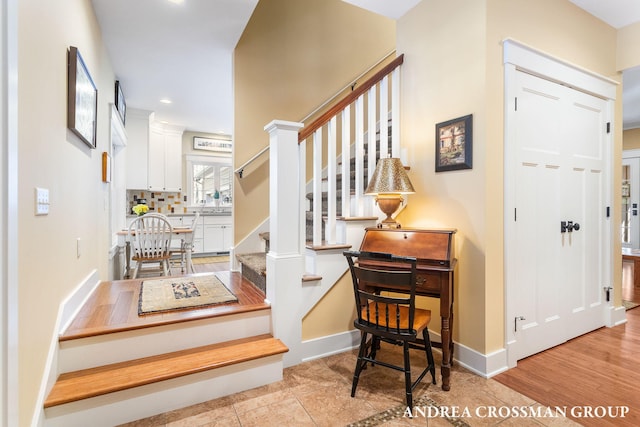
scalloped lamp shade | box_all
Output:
[365,158,414,228]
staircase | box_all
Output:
[234,55,404,367]
[42,276,287,427]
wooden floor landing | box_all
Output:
[61,262,268,341]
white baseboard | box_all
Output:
[607,304,627,327]
[301,330,361,362]
[32,270,101,427]
[59,270,101,335]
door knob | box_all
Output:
[561,221,580,233]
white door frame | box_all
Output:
[503,39,618,368]
[1,0,19,425]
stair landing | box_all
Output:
[61,270,268,341]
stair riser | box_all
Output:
[43,356,284,427]
[58,309,271,372]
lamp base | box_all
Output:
[374,195,403,229]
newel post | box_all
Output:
[264,120,304,367]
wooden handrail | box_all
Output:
[298,54,404,143]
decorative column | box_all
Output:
[264,120,305,367]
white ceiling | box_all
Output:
[92,0,640,136]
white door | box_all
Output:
[622,156,640,248]
[506,70,609,362]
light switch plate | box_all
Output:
[35,187,49,215]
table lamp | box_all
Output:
[365,157,415,228]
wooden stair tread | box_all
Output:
[44,334,288,408]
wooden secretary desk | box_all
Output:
[359,227,457,391]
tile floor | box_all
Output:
[119,343,580,427]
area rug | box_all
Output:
[138,274,237,315]
[347,395,470,427]
[623,299,640,311]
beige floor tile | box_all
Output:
[235,396,315,427]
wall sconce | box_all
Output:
[365,158,415,228]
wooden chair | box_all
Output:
[344,250,436,409]
[171,212,200,273]
[128,213,173,279]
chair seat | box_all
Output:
[360,303,431,333]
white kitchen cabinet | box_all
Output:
[125,110,152,189]
[148,123,183,192]
[202,216,232,253]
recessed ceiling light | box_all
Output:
[160,98,172,104]
[167,0,184,5]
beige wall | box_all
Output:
[617,21,640,71]
[624,128,640,150]
[396,0,620,354]
[18,0,114,422]
[233,0,396,243]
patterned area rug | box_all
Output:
[138,274,237,315]
[623,300,640,311]
[347,395,471,427]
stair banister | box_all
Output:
[264,55,405,365]
[298,54,404,143]
[235,51,397,180]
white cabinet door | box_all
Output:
[202,217,232,253]
[147,126,165,191]
[147,124,183,191]
[164,132,183,191]
[125,110,151,189]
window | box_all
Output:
[186,155,232,209]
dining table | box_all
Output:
[116,227,194,279]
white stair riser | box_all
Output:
[59,310,271,372]
[44,355,284,427]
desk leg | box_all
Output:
[440,274,454,391]
[441,317,451,391]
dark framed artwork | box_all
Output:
[435,114,472,172]
[67,46,98,149]
[115,80,126,125]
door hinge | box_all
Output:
[515,97,518,111]
[604,286,612,302]
[606,206,610,218]
[514,208,517,221]
[606,122,611,134]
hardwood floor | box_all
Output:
[61,258,267,341]
[494,264,640,427]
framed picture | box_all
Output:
[115,80,126,125]
[435,114,472,172]
[193,136,232,152]
[67,46,98,149]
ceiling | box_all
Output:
[92,0,640,136]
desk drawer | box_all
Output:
[416,271,442,293]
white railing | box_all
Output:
[264,56,404,366]
[298,55,404,247]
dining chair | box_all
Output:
[343,250,436,409]
[128,213,173,279]
[171,211,200,273]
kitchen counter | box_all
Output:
[126,211,231,218]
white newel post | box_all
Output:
[264,120,305,367]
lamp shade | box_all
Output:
[365,158,415,195]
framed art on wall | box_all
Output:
[115,80,126,125]
[67,46,98,149]
[435,114,472,172]
[193,136,232,152]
